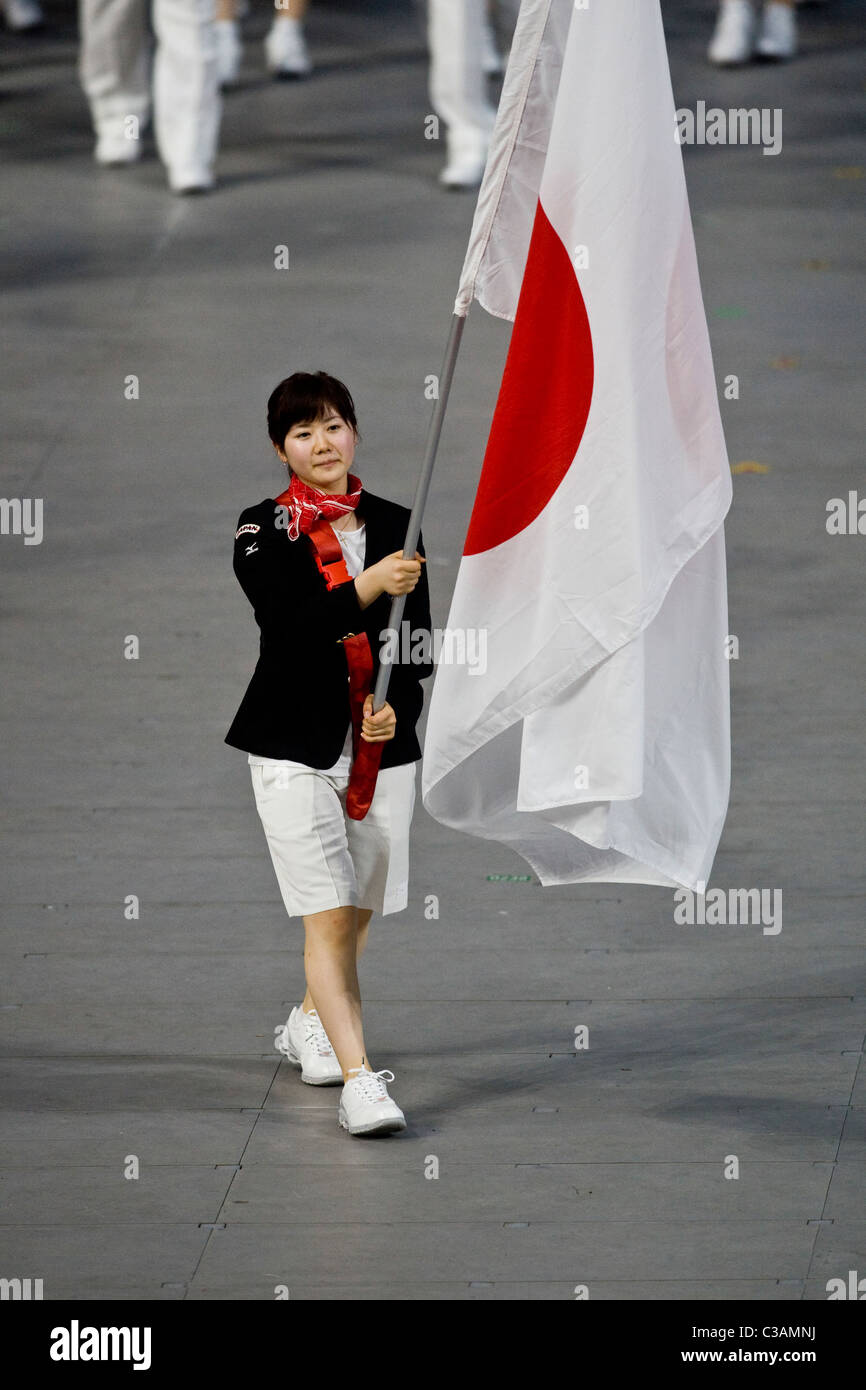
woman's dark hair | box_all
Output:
[267,371,359,450]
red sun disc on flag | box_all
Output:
[463,200,595,557]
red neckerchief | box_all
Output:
[274,470,363,541]
[273,471,382,820]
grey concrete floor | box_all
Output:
[1,0,864,1300]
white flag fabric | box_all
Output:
[421,0,733,891]
[453,0,567,321]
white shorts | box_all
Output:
[249,759,417,918]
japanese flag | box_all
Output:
[420,0,733,890]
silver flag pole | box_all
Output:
[370,310,467,711]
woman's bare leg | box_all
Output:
[355,906,372,959]
[301,907,372,1014]
[300,905,374,1080]
[274,0,309,19]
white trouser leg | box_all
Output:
[428,0,494,152]
[78,0,151,143]
[152,0,222,186]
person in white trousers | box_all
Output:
[427,0,509,189]
[78,0,222,193]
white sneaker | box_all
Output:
[338,1066,406,1136]
[707,0,756,65]
[480,17,504,76]
[265,18,312,78]
[275,1005,343,1085]
[4,0,44,31]
[215,19,242,87]
[439,130,488,189]
[168,166,215,194]
[756,2,797,60]
[94,128,141,167]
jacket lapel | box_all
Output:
[358,488,388,565]
[357,492,394,651]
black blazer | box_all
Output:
[225,488,434,768]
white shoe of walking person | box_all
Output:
[215,18,242,87]
[265,17,312,78]
[756,1,798,60]
[4,0,44,31]
[275,1005,343,1085]
[439,128,488,189]
[707,0,756,65]
[94,119,142,167]
[169,166,215,195]
[339,1066,407,1136]
[480,15,504,76]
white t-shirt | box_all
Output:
[247,521,367,775]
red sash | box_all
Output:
[304,516,383,820]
